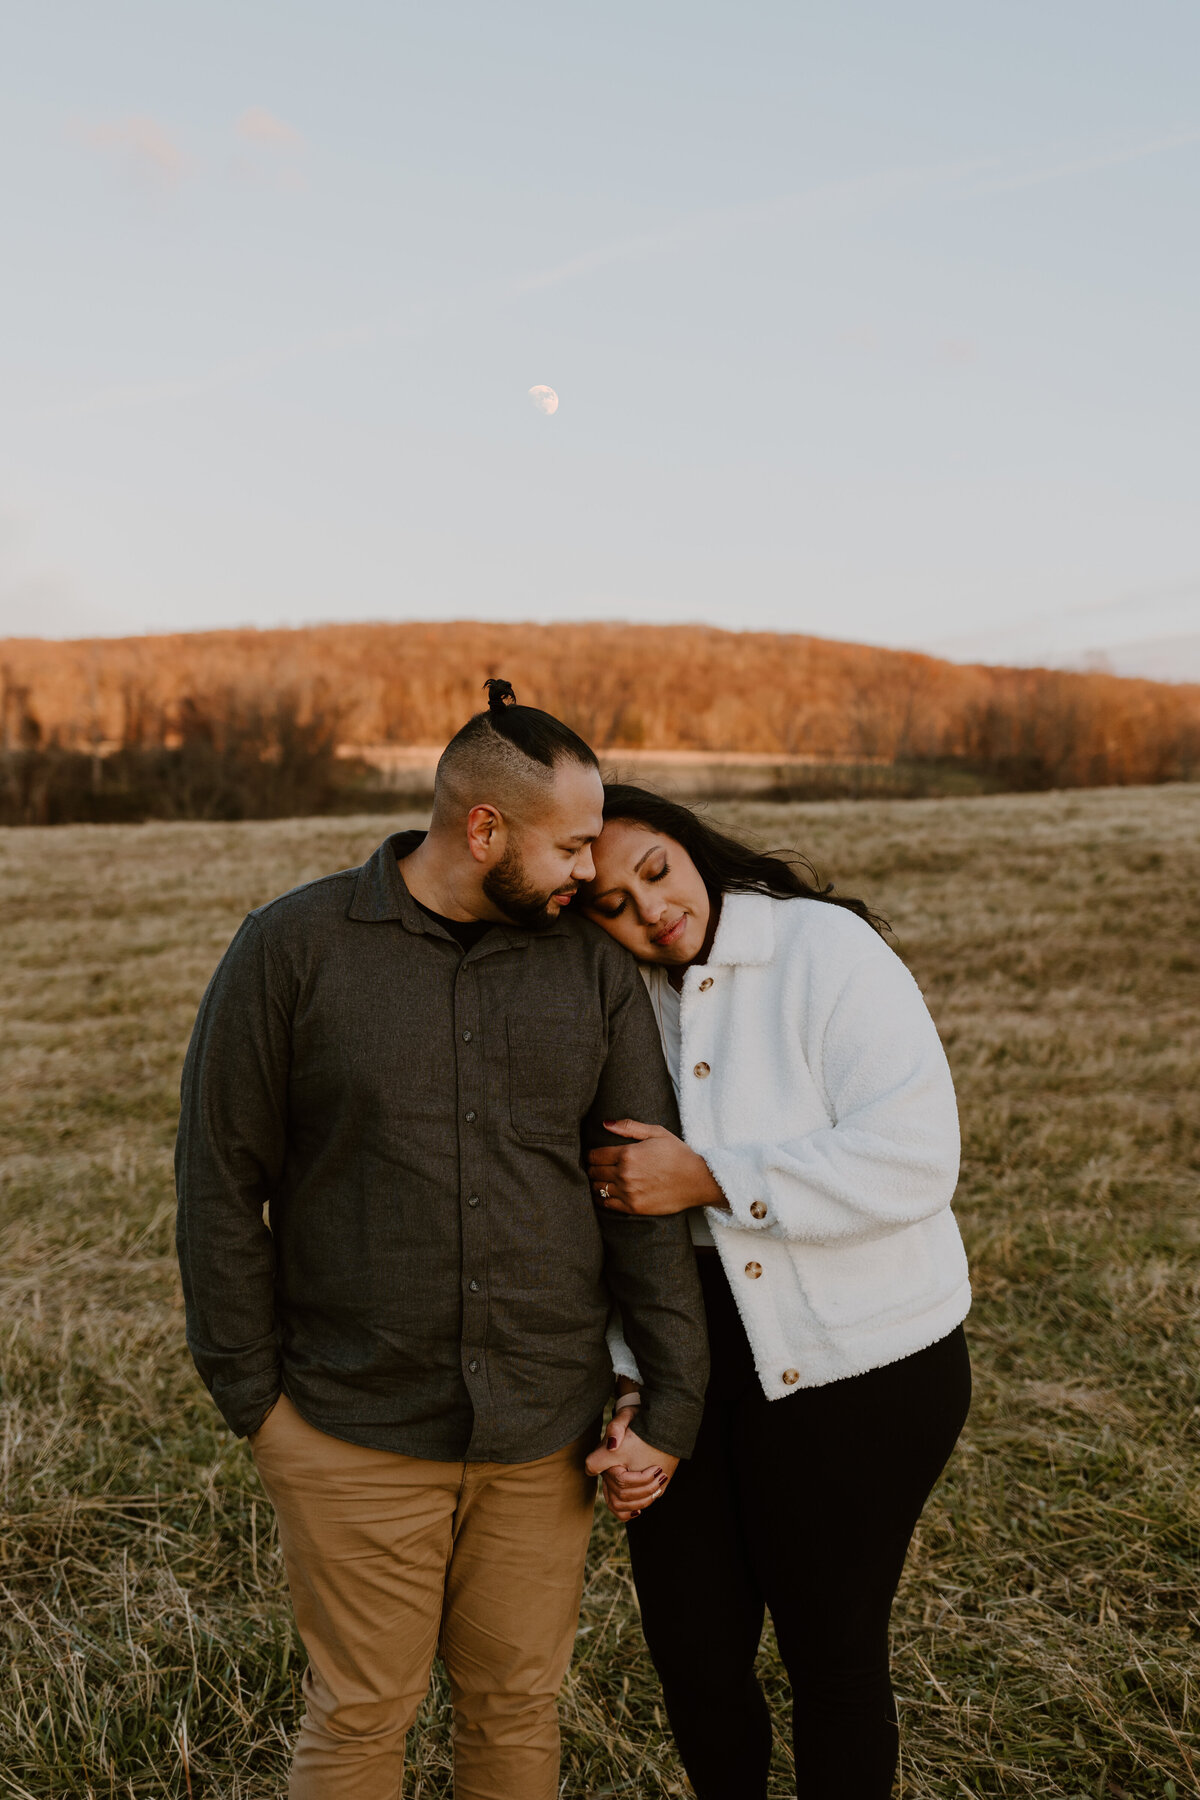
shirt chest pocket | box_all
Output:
[507,1004,601,1141]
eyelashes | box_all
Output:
[595,861,669,921]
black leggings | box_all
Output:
[627,1254,971,1800]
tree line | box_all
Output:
[2,621,1198,823]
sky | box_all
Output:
[1,1,1198,674]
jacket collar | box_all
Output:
[347,831,569,950]
[704,890,776,968]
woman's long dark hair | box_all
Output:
[600,784,888,936]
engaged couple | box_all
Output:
[175,680,971,1800]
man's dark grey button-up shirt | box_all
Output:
[175,832,708,1463]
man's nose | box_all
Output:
[573,844,596,884]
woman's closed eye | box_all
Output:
[593,861,669,919]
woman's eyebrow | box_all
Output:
[587,843,661,902]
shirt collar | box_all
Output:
[347,830,572,950]
[348,831,430,928]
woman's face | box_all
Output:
[581,819,712,966]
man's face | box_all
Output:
[482,760,604,932]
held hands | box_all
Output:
[584,1121,716,1517]
[588,1120,726,1217]
[586,1417,680,1523]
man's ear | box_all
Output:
[466,803,505,865]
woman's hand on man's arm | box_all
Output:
[587,1119,728,1217]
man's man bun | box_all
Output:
[431,677,598,823]
[484,678,517,715]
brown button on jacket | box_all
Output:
[175,832,708,1463]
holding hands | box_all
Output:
[586,1401,679,1522]
[586,1123,722,1518]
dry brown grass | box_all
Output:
[1,787,1197,1798]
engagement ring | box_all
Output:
[599,1184,611,1199]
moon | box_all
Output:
[528,385,559,415]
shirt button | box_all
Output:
[750,1201,768,1220]
[468,1279,480,1293]
[699,977,713,992]
[462,1029,473,1042]
[693,1062,710,1079]
[467,1194,481,1208]
[782,1369,800,1385]
[468,1359,480,1374]
[465,1109,477,1123]
[745,1261,762,1279]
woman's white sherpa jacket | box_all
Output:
[611,892,970,1399]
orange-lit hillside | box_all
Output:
[1,620,1198,787]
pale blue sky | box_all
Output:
[2,2,1198,671]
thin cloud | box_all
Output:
[507,128,1200,303]
[983,125,1200,194]
[505,157,995,303]
[77,115,187,187]
[236,107,304,151]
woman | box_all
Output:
[580,786,971,1800]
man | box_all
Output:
[175,679,708,1800]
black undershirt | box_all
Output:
[414,898,494,953]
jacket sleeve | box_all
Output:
[174,915,290,1437]
[606,1307,643,1384]
[702,949,960,1247]
[585,956,709,1459]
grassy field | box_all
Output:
[1,786,1197,1799]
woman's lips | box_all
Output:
[653,913,687,948]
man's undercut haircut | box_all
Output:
[433,678,598,823]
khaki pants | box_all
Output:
[251,1395,597,1800]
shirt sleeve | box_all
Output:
[585,953,709,1459]
[174,915,290,1437]
[702,948,961,1247]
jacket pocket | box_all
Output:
[796,1222,948,1333]
[507,1004,599,1141]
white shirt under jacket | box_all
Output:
[609,891,970,1400]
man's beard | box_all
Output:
[482,841,573,932]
